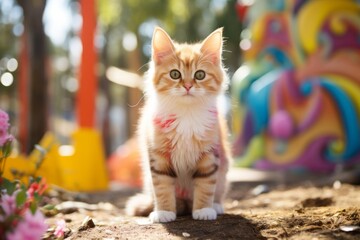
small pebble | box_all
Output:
[251,184,270,196]
[64,228,72,238]
[333,180,342,189]
[182,232,191,237]
[136,218,152,225]
[78,216,95,231]
[339,225,360,232]
[231,200,239,207]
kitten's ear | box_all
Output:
[200,28,223,64]
[152,27,175,64]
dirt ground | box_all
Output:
[44,170,360,240]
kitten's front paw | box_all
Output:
[213,203,224,214]
[149,210,176,223]
[192,208,217,220]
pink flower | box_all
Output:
[0,192,17,216]
[0,109,12,147]
[6,209,47,240]
[0,109,10,128]
[54,219,66,238]
[0,133,13,148]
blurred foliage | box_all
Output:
[0,0,242,94]
[97,0,242,73]
[0,0,21,97]
[97,0,122,27]
[0,0,243,153]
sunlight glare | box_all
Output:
[123,32,138,52]
[0,72,14,87]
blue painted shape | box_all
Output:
[238,48,291,106]
[300,80,314,96]
[246,69,282,134]
[261,47,293,69]
[237,61,275,104]
[318,78,360,161]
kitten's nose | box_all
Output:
[184,82,193,91]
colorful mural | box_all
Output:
[232,0,360,172]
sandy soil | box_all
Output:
[44,178,360,240]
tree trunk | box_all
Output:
[18,0,48,153]
[100,27,112,157]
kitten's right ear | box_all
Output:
[152,27,175,64]
[201,28,223,64]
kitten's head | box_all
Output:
[147,27,227,103]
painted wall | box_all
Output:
[232,0,360,172]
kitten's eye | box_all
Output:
[170,69,181,79]
[194,70,206,80]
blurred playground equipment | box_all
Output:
[3,131,108,191]
[4,0,109,191]
[232,0,360,172]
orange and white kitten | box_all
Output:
[126,27,231,223]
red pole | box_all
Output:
[77,0,97,128]
[18,32,29,153]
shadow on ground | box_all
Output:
[162,213,265,240]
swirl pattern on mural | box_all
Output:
[233,0,360,172]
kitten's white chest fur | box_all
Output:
[151,95,219,178]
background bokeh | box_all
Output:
[0,0,242,157]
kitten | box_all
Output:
[125,27,231,223]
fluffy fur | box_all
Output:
[125,27,232,223]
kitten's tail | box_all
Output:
[125,193,154,216]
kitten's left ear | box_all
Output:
[152,27,175,64]
[200,28,223,64]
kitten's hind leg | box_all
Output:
[125,193,154,216]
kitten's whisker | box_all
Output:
[137,62,150,72]
[127,94,145,108]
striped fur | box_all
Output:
[125,27,232,222]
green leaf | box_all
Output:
[42,204,55,210]
[1,177,16,195]
[34,192,41,203]
[41,205,59,217]
[15,189,27,207]
[30,201,37,214]
[20,183,27,191]
[2,139,13,157]
[35,176,42,183]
